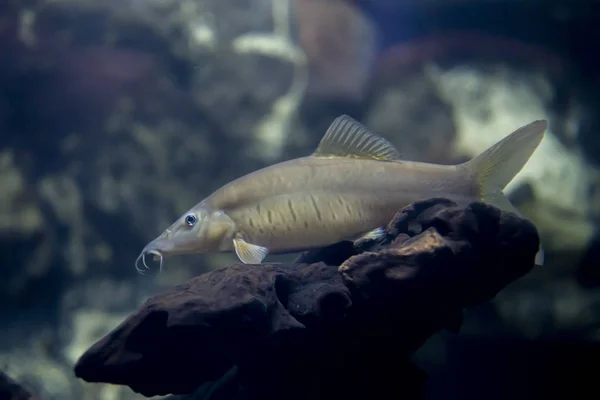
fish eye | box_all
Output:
[184,214,198,226]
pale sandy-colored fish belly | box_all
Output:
[214,157,478,253]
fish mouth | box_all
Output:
[135,236,177,274]
[135,248,165,275]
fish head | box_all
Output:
[135,204,234,273]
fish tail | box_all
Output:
[461,120,548,266]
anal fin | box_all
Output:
[352,227,386,242]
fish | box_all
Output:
[135,114,547,273]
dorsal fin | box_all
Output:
[311,115,402,161]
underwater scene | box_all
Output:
[1,0,599,399]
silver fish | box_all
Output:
[136,115,547,272]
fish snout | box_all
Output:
[143,237,175,255]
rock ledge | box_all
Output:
[74,198,540,399]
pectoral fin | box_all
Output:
[233,238,269,264]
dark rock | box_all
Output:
[343,198,541,308]
[0,371,39,400]
[74,199,540,399]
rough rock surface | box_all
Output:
[74,199,540,399]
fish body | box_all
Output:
[206,156,472,254]
[137,115,547,271]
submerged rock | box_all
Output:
[73,199,539,399]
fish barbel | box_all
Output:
[136,115,547,272]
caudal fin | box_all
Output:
[461,120,548,266]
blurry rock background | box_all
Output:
[0,0,599,399]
